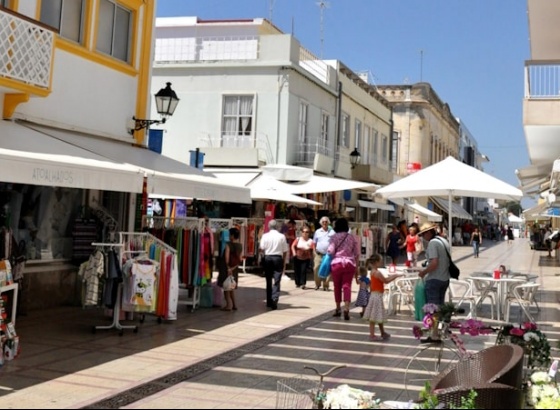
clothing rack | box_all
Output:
[90,242,139,336]
[119,232,183,317]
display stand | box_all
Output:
[91,242,138,336]
[92,283,138,336]
[183,285,200,312]
[0,283,18,325]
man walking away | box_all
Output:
[259,220,289,310]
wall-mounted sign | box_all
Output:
[407,162,422,173]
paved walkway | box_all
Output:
[1,237,559,408]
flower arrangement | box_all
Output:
[317,384,380,409]
[496,322,551,370]
[528,370,560,408]
[412,303,492,354]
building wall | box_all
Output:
[378,83,460,176]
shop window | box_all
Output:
[0,185,84,261]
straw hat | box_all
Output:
[418,222,438,235]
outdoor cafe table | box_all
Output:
[469,274,526,321]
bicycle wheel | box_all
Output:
[404,342,461,400]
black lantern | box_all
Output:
[130,82,180,135]
[350,147,361,169]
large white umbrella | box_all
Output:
[375,156,524,253]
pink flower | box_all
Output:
[510,327,525,337]
[412,325,423,339]
[523,322,537,331]
[423,314,435,329]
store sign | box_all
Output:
[407,162,422,174]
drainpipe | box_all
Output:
[333,80,342,175]
[276,67,287,164]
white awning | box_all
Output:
[22,123,252,204]
[205,170,261,187]
[357,200,395,211]
[431,197,473,220]
[260,164,314,181]
[0,121,144,192]
[390,198,442,222]
[247,175,321,205]
[285,174,379,194]
[523,202,550,221]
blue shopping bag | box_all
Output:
[318,253,333,279]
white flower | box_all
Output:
[322,384,380,409]
[524,331,539,342]
[531,371,552,385]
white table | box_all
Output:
[469,276,525,321]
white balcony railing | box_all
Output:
[154,34,330,85]
[296,136,334,166]
[0,10,54,89]
[199,132,274,164]
[155,36,259,62]
[525,61,560,99]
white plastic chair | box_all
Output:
[390,276,418,315]
[447,279,477,319]
[504,282,540,323]
[470,277,497,320]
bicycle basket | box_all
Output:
[276,375,319,409]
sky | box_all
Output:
[157,0,533,208]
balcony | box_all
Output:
[523,61,560,166]
[198,132,273,167]
[0,9,55,92]
[154,33,332,85]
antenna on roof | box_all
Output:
[269,0,276,21]
[419,49,424,82]
[316,1,330,58]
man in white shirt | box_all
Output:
[313,216,335,291]
[259,220,289,310]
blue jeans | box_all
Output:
[425,279,449,306]
[472,241,480,257]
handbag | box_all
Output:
[437,238,460,279]
[223,276,236,291]
[318,253,333,279]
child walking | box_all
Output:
[363,254,402,342]
[354,267,370,318]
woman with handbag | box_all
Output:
[291,225,314,289]
[217,228,242,311]
[327,218,360,320]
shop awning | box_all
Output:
[21,122,252,204]
[0,120,144,192]
[357,200,394,211]
[285,174,379,194]
[431,197,473,220]
[523,201,549,219]
[390,198,442,222]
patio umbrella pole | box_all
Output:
[448,191,453,255]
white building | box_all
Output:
[151,17,394,221]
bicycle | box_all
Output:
[275,364,346,409]
[404,319,500,400]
